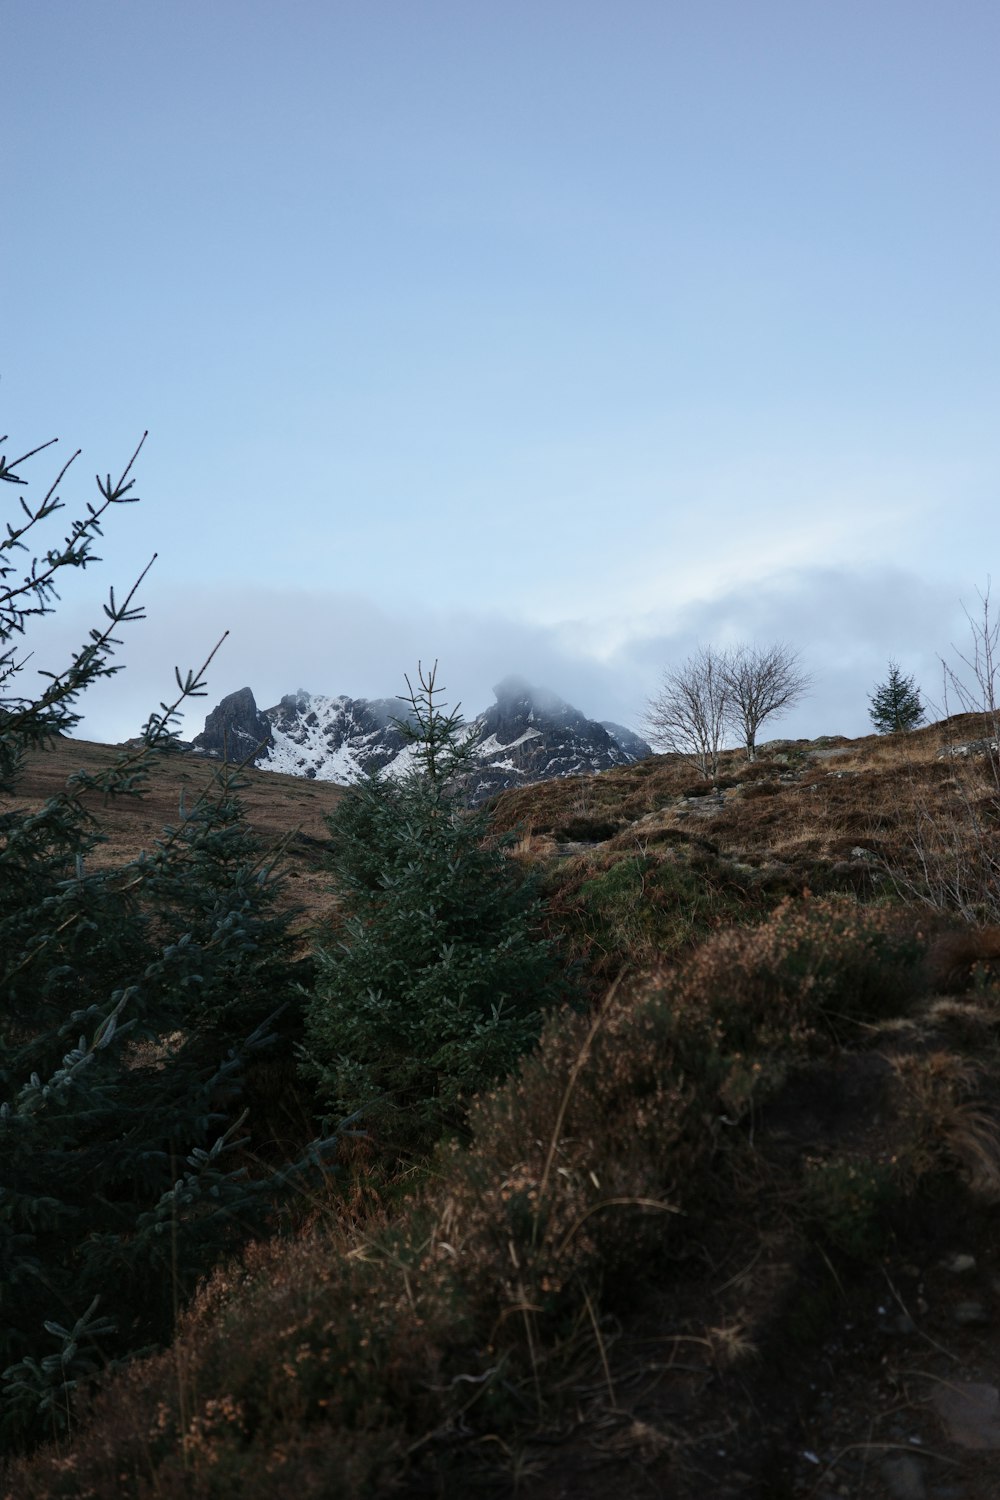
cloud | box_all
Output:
[18,582,644,744]
[616,564,967,739]
[17,563,981,750]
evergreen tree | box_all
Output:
[301,663,560,1161]
[869,661,925,734]
[0,423,334,1451]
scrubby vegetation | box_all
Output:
[0,431,338,1454]
[4,420,1000,1498]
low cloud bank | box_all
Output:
[16,564,981,751]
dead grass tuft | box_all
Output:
[926,925,1000,993]
[891,1050,1000,1199]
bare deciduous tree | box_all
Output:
[645,646,730,777]
[647,640,810,777]
[942,580,999,722]
[889,582,1000,922]
[722,641,810,760]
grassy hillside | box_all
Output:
[5,719,1000,1499]
[11,737,345,934]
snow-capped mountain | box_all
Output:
[192,675,651,801]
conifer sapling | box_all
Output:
[869,661,925,734]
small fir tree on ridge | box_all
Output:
[869,661,925,734]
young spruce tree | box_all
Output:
[301,663,560,1161]
[0,423,334,1452]
[869,661,925,734]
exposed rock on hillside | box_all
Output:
[266,690,416,782]
[467,676,645,802]
[193,686,272,762]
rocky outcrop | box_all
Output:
[465,677,647,802]
[601,721,653,760]
[192,687,273,763]
[264,691,415,781]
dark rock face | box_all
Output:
[601,721,653,760]
[465,677,643,802]
[191,687,273,763]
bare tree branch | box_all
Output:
[942,580,999,721]
[645,646,730,778]
[721,642,810,761]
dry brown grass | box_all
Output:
[891,1049,1000,1200]
[493,715,998,877]
[6,736,345,934]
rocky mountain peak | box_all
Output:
[491,675,577,723]
[279,689,313,714]
[192,678,651,799]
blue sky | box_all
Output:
[4,1,998,744]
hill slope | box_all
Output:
[6,714,1000,1499]
[9,736,344,930]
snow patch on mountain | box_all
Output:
[475,729,543,758]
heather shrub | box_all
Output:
[444,902,924,1317]
[427,987,722,1327]
[802,1155,899,1261]
[0,1234,442,1499]
[671,897,928,1053]
[741,778,782,799]
[2,955,770,1497]
[544,846,750,982]
[925,925,1000,994]
[555,813,623,842]
[3,884,939,1495]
